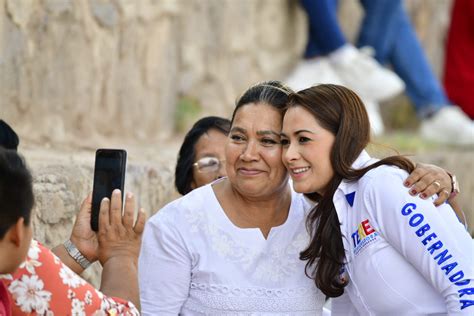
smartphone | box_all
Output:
[91,149,127,231]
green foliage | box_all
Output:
[175,96,202,133]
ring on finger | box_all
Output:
[433,180,441,189]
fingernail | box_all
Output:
[403,181,410,187]
[420,193,427,199]
[410,189,417,195]
[102,197,109,203]
[127,192,133,199]
[113,189,121,195]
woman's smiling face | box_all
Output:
[281,105,335,196]
[225,102,289,199]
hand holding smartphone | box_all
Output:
[91,149,127,231]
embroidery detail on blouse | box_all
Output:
[176,201,310,283]
[184,282,323,315]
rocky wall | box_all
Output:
[1,0,453,144]
[0,0,306,144]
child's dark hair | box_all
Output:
[0,148,34,239]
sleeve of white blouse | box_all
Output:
[362,168,474,314]
[331,293,360,315]
[138,210,192,315]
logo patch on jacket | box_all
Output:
[351,219,379,255]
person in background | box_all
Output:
[356,0,473,145]
[280,84,473,314]
[443,0,474,120]
[175,116,230,195]
[286,0,404,136]
[286,0,474,144]
[288,0,404,101]
[0,123,146,315]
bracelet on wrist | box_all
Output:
[446,171,460,199]
[63,239,92,270]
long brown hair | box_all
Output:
[288,84,414,297]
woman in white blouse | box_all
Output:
[138,81,457,315]
[139,81,325,315]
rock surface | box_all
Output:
[1,0,306,143]
[1,0,452,142]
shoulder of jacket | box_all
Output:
[357,165,409,195]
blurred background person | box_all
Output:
[285,0,405,136]
[443,0,474,120]
[175,116,230,195]
[356,0,473,145]
[286,0,473,144]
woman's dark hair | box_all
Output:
[288,84,415,297]
[175,116,231,195]
[231,81,293,125]
[0,148,34,239]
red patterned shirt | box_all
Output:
[0,280,12,316]
[0,240,139,316]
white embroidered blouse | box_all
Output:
[138,182,325,315]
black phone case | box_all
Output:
[91,149,127,231]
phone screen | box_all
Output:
[91,149,127,231]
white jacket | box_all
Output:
[331,151,473,315]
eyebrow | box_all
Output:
[257,130,280,137]
[230,127,280,137]
[280,129,315,137]
[230,127,246,134]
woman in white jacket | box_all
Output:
[139,81,463,315]
[280,84,473,315]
